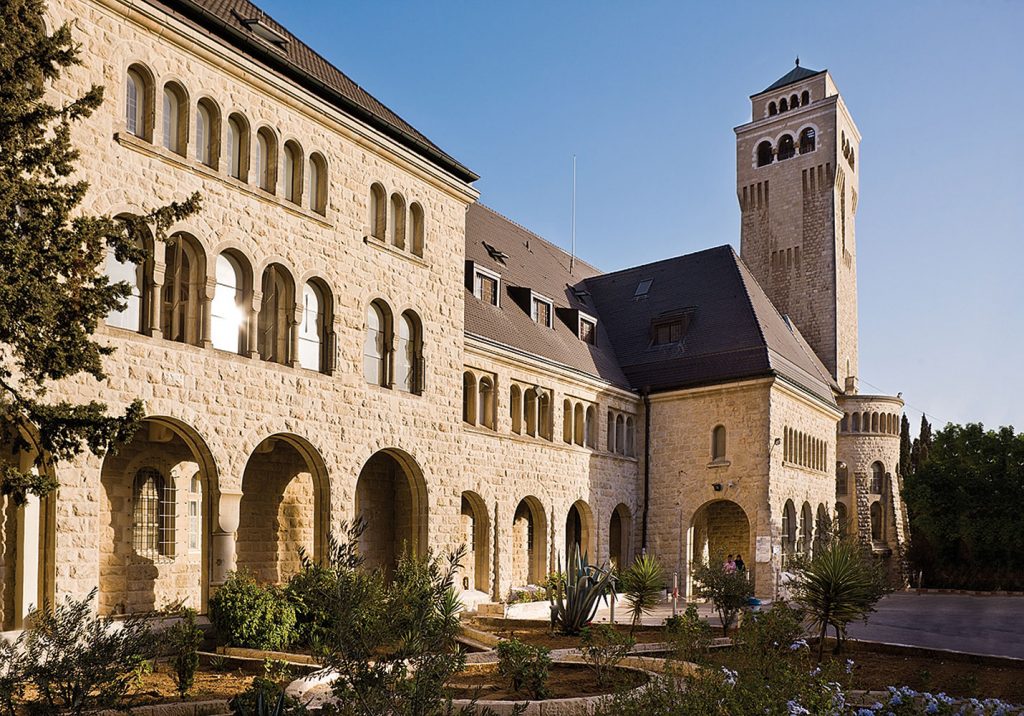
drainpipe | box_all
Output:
[641,388,651,550]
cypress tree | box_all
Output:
[0,0,199,503]
[899,414,912,476]
[918,415,933,467]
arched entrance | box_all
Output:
[564,500,595,562]
[0,425,55,629]
[460,491,490,593]
[608,503,632,569]
[354,449,427,576]
[99,416,217,615]
[689,499,751,593]
[238,434,328,584]
[512,496,546,586]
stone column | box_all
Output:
[201,277,216,349]
[248,290,263,359]
[288,306,301,368]
[150,266,165,339]
[210,491,242,587]
[491,501,501,602]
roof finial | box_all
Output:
[795,56,800,67]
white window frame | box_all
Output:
[578,312,597,343]
[473,266,502,307]
[530,293,554,328]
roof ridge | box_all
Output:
[587,244,734,283]
[474,202,603,276]
[728,250,772,364]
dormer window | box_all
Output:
[634,279,653,298]
[531,295,553,328]
[651,310,693,346]
[580,317,596,344]
[239,17,289,48]
[474,269,500,306]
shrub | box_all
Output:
[691,559,753,635]
[0,633,27,716]
[284,554,339,652]
[549,546,616,636]
[162,607,203,697]
[579,624,634,687]
[664,604,711,663]
[620,554,663,633]
[209,571,296,650]
[23,588,154,714]
[496,638,551,699]
[230,659,306,715]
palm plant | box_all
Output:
[549,545,617,635]
[620,554,664,633]
[792,539,887,661]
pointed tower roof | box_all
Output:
[759,63,825,94]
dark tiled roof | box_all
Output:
[759,65,824,94]
[150,0,477,182]
[465,207,838,405]
[464,204,630,387]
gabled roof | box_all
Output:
[150,0,477,182]
[464,205,629,386]
[464,207,838,405]
[583,246,837,403]
[758,65,825,95]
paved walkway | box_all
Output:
[503,592,1024,660]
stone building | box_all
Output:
[0,0,905,629]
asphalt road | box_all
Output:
[844,592,1024,659]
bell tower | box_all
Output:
[735,62,860,389]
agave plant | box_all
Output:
[549,545,617,635]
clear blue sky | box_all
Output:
[258,0,1023,432]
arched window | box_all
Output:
[835,502,848,537]
[538,392,552,440]
[132,468,171,557]
[782,499,797,559]
[626,416,635,457]
[777,134,796,161]
[768,101,777,116]
[840,414,849,432]
[780,97,788,112]
[104,237,145,332]
[615,414,625,454]
[584,405,596,448]
[712,425,727,460]
[799,127,816,154]
[308,153,328,215]
[370,183,386,240]
[757,140,773,167]
[791,93,799,108]
[524,388,538,437]
[409,202,425,257]
[607,410,615,452]
[125,66,151,139]
[226,114,249,181]
[211,252,245,353]
[298,281,327,373]
[800,503,813,555]
[283,140,303,204]
[870,502,883,541]
[162,83,187,155]
[364,302,388,386]
[573,403,584,446]
[462,372,477,425]
[195,98,219,167]
[255,127,277,193]
[478,376,495,430]
[188,474,202,552]
[395,311,421,394]
[258,264,295,365]
[510,386,523,435]
[161,233,204,345]
[801,90,810,106]
[836,462,848,496]
[563,400,573,443]
[851,413,861,432]
[870,462,884,494]
[389,193,406,249]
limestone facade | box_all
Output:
[0,3,908,629]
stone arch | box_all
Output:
[98,416,218,615]
[690,499,751,590]
[781,499,797,561]
[459,491,490,593]
[354,449,428,577]
[608,503,632,569]
[237,434,329,584]
[512,496,547,586]
[564,499,595,561]
[800,502,813,555]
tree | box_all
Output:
[917,415,933,468]
[0,0,200,504]
[898,414,912,477]
[691,560,753,635]
[620,553,663,634]
[792,539,887,661]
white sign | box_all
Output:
[756,536,772,562]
